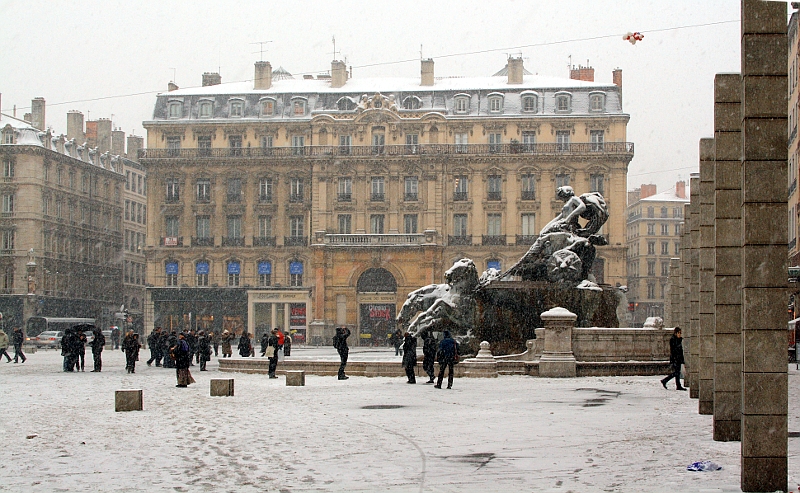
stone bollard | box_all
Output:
[463,341,498,378]
[538,307,577,377]
[210,378,235,397]
[115,389,143,412]
[285,370,305,386]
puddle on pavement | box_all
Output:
[361,404,405,410]
[573,388,622,407]
[443,452,496,469]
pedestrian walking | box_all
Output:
[122,330,140,374]
[434,330,459,389]
[12,327,26,363]
[402,332,417,384]
[89,326,105,372]
[197,330,211,371]
[238,332,253,358]
[332,326,350,380]
[146,327,162,366]
[422,332,437,384]
[61,327,78,371]
[174,332,195,387]
[111,326,120,349]
[221,330,233,358]
[266,328,280,378]
[0,329,11,362]
[391,329,403,356]
[260,330,270,357]
[76,329,87,372]
[661,327,687,391]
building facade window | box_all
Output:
[488,95,503,113]
[229,135,242,156]
[404,176,418,201]
[165,262,179,286]
[338,214,352,234]
[227,215,242,240]
[2,230,14,250]
[555,93,571,113]
[556,130,571,151]
[261,99,275,116]
[404,214,418,234]
[675,224,682,235]
[489,133,502,153]
[647,223,655,235]
[661,241,669,254]
[661,262,669,276]
[291,135,305,155]
[2,160,13,178]
[647,260,656,276]
[487,175,502,200]
[258,261,272,286]
[487,213,502,236]
[522,95,538,113]
[589,93,606,112]
[260,135,273,152]
[454,96,470,114]
[338,177,352,202]
[259,177,273,203]
[196,215,211,239]
[227,178,242,203]
[647,282,656,299]
[165,216,180,237]
[454,214,468,237]
[555,173,570,188]
[521,131,536,151]
[371,177,385,202]
[521,213,536,237]
[590,130,604,151]
[289,216,304,238]
[196,178,211,202]
[289,261,303,286]
[166,178,180,203]
[371,132,385,154]
[370,214,385,234]
[454,176,469,201]
[590,174,604,195]
[196,262,209,287]
[455,132,468,152]
[405,133,419,154]
[292,100,306,116]
[198,101,213,118]
[168,102,182,118]
[647,241,655,255]
[520,174,536,200]
[227,261,240,287]
[661,224,669,235]
[290,178,304,202]
[258,215,272,238]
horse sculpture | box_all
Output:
[396,258,479,338]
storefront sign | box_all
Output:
[165,262,178,275]
[258,261,272,275]
[196,262,209,275]
[227,262,240,275]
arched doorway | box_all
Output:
[357,268,397,346]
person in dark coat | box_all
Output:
[422,332,437,384]
[283,330,292,357]
[0,329,11,363]
[89,326,105,372]
[197,330,212,371]
[187,330,198,365]
[221,330,233,358]
[238,332,253,358]
[12,327,26,363]
[661,327,687,390]
[391,329,403,356]
[266,329,280,378]
[162,331,176,369]
[61,327,77,371]
[260,330,270,357]
[402,332,417,384]
[210,331,219,357]
[111,326,121,349]
[174,332,195,387]
[146,327,162,366]
[332,326,350,380]
[434,330,459,389]
[76,330,87,372]
[122,330,140,374]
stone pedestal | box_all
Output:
[210,378,235,396]
[285,370,305,386]
[115,389,143,412]
[538,307,577,378]
[463,341,498,378]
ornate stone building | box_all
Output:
[625,182,688,326]
[140,57,633,344]
[0,107,125,330]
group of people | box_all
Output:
[0,327,27,363]
[400,330,460,389]
[144,327,216,371]
[62,326,106,372]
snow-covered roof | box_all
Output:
[639,189,690,203]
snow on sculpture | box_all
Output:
[396,258,478,337]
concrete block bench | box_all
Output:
[210,378,235,396]
[115,389,143,412]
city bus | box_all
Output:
[25,316,96,338]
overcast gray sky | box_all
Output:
[1,0,774,192]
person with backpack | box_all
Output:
[434,330,459,389]
[332,326,350,380]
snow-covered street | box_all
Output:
[1,347,798,492]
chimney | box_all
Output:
[613,68,623,106]
[96,118,112,154]
[127,135,143,161]
[112,128,126,156]
[569,65,595,82]
[507,57,524,84]
[202,72,222,86]
[331,60,347,88]
[67,111,85,143]
[675,180,686,199]
[86,121,98,147]
[31,97,45,131]
[254,61,272,90]
[421,58,434,86]
[640,184,657,199]
[23,112,32,123]
[168,82,179,91]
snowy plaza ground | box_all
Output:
[2,346,800,492]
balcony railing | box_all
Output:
[192,236,214,247]
[453,192,468,202]
[227,193,242,203]
[221,237,244,247]
[486,191,502,201]
[139,142,635,160]
[404,193,418,202]
[448,235,472,246]
[288,195,304,203]
[370,193,385,202]
[520,191,535,201]
[323,233,425,246]
[285,236,308,247]
[253,236,277,247]
[338,193,352,202]
[259,194,273,204]
[482,235,506,246]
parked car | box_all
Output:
[34,331,63,349]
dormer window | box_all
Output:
[198,101,213,118]
[292,98,307,116]
[336,96,357,111]
[229,99,244,118]
[555,92,572,113]
[487,93,503,113]
[521,91,539,113]
[260,98,275,116]
[168,101,183,118]
[589,92,606,112]
[402,96,422,110]
[454,94,470,114]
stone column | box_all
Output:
[682,203,691,341]
[740,1,787,490]
[688,173,700,398]
[668,258,681,327]
[538,307,577,378]
[698,139,716,415]
[713,72,743,442]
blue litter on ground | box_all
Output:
[687,460,722,472]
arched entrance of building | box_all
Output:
[356,268,397,346]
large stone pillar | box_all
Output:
[739,1,787,490]
[713,73,743,442]
[688,173,701,398]
[698,138,716,415]
[682,203,691,342]
[538,307,577,378]
[668,258,681,328]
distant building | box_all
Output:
[140,57,634,344]
[0,104,125,329]
[626,182,688,326]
